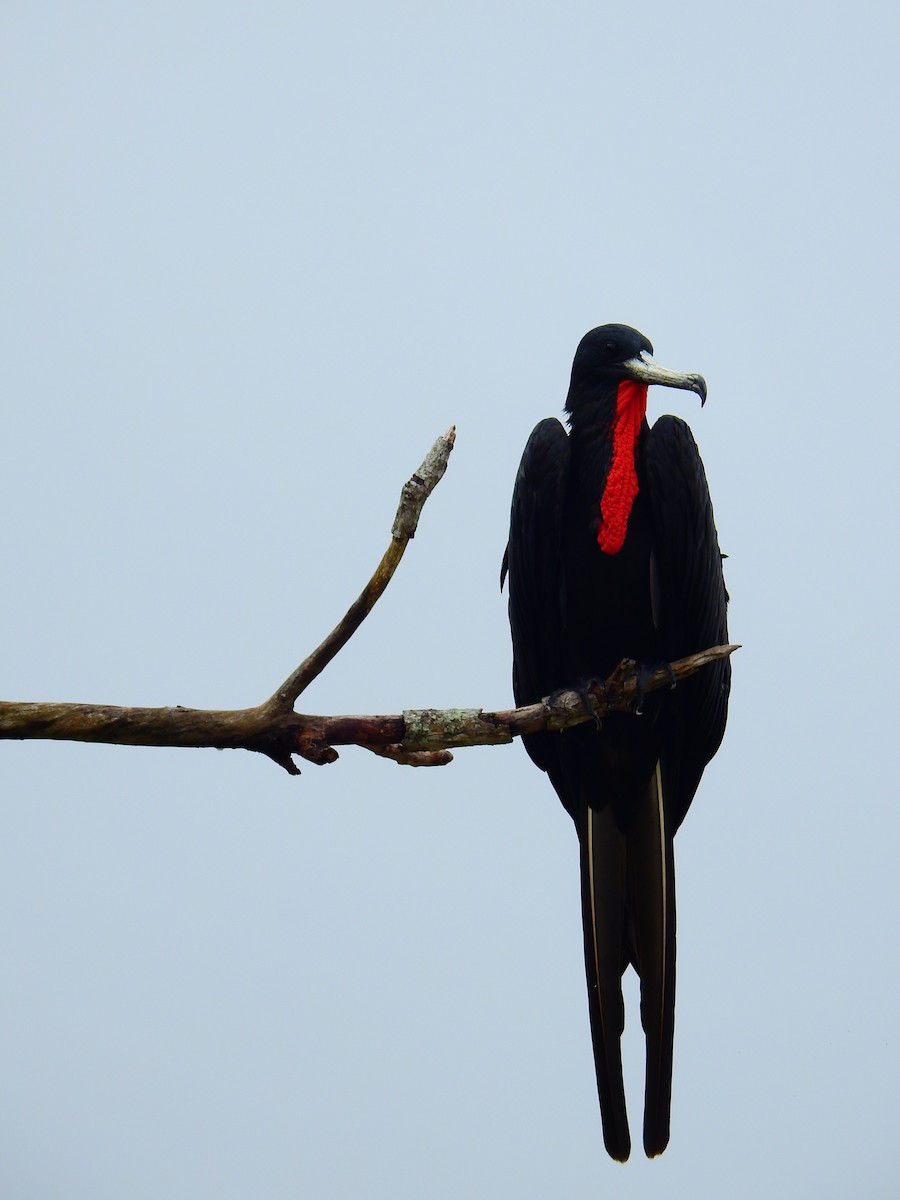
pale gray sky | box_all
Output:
[2,2,899,1196]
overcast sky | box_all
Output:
[2,2,899,1196]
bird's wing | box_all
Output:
[504,417,570,782]
[629,415,729,1156]
[506,418,634,1160]
[642,415,731,832]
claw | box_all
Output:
[550,680,604,730]
[577,678,605,730]
[631,664,654,716]
[630,661,677,715]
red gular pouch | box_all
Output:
[597,379,649,555]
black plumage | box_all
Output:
[504,324,730,1161]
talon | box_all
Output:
[629,660,677,713]
[630,663,657,716]
[580,693,601,729]
[578,678,605,729]
[552,680,603,729]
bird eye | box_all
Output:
[604,341,618,357]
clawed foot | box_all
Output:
[550,679,605,729]
[630,661,677,715]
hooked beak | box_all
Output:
[623,349,707,406]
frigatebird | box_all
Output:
[503,324,730,1161]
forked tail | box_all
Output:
[577,765,677,1161]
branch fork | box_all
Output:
[0,426,738,774]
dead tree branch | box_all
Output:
[0,429,738,775]
[266,426,456,711]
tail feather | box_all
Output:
[579,803,631,1162]
[578,764,678,1161]
[626,763,677,1158]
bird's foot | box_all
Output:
[549,679,604,729]
[629,661,677,715]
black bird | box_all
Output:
[503,324,730,1161]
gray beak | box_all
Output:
[623,349,707,405]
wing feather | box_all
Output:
[642,416,731,831]
[504,418,570,780]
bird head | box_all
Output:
[565,324,707,417]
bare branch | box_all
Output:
[362,743,455,768]
[0,646,739,773]
[265,427,456,711]
[0,427,738,776]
